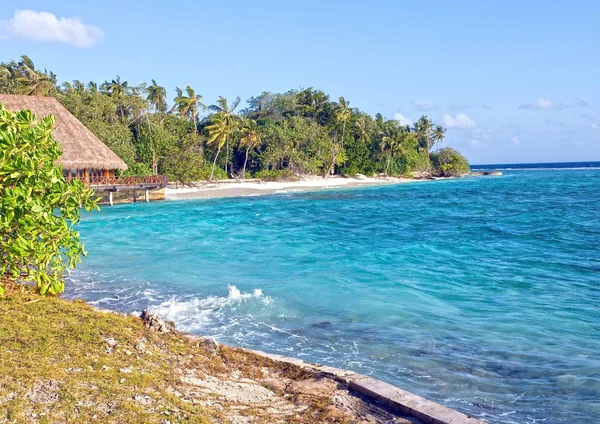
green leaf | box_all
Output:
[0,104,95,295]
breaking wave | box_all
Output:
[147,285,273,333]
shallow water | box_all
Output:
[67,169,600,423]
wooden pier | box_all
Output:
[67,175,169,205]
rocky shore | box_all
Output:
[0,286,485,423]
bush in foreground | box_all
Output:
[0,105,97,295]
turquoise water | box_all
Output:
[67,170,600,423]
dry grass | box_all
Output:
[0,283,213,423]
[0,285,374,424]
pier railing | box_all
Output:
[66,175,169,188]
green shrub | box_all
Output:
[198,164,228,181]
[431,147,470,177]
[0,106,97,295]
[121,161,152,177]
[252,169,296,181]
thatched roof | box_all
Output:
[0,94,128,170]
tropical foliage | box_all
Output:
[0,105,97,296]
[0,55,470,184]
[430,147,471,177]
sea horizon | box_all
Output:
[471,160,600,170]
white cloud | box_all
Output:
[519,98,591,110]
[394,112,413,126]
[412,100,438,111]
[512,136,521,145]
[442,113,477,129]
[0,10,104,47]
[518,99,564,110]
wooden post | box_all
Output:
[145,189,149,202]
[109,191,113,206]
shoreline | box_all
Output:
[164,175,420,200]
[132,306,487,424]
[1,281,486,423]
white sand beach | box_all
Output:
[164,175,415,200]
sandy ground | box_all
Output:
[165,175,415,200]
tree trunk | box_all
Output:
[209,146,221,181]
[386,155,391,175]
[341,119,346,150]
[225,140,229,175]
[324,151,338,178]
[242,148,249,179]
[152,151,158,175]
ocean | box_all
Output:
[66,162,600,423]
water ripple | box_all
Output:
[66,169,600,424]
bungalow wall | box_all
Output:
[63,169,115,182]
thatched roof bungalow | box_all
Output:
[0,94,127,176]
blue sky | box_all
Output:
[1,1,599,164]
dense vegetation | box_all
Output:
[0,104,97,296]
[1,55,469,183]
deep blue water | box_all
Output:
[66,169,600,423]
[472,160,600,171]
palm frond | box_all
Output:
[230,96,241,112]
[19,55,35,71]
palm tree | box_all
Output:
[61,81,74,94]
[72,80,85,94]
[238,118,261,179]
[433,125,446,153]
[379,122,405,175]
[208,96,241,174]
[205,113,233,181]
[146,80,168,113]
[104,76,130,98]
[171,86,206,133]
[208,95,241,116]
[131,83,147,97]
[414,115,433,156]
[354,116,371,144]
[87,81,99,94]
[374,113,385,132]
[335,96,351,149]
[61,80,85,95]
[14,55,55,96]
[379,125,397,175]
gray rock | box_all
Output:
[202,338,220,356]
[140,310,175,333]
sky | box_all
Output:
[0,0,599,164]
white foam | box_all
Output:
[147,285,272,333]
